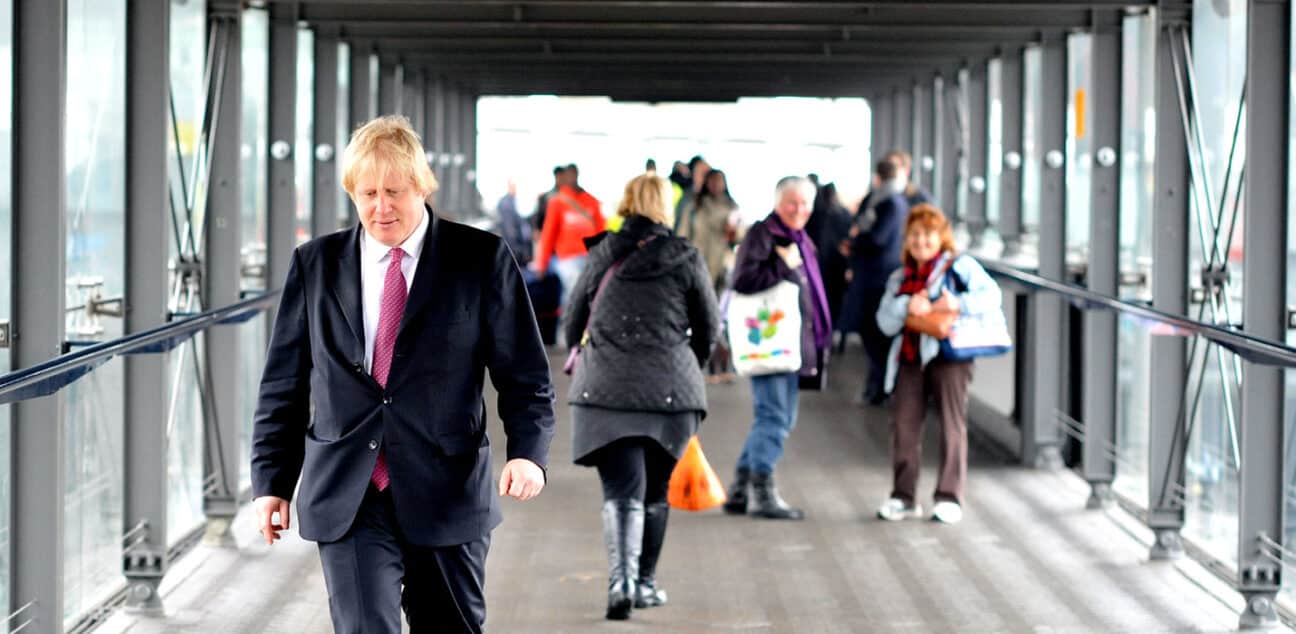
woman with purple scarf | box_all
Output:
[722,176,832,520]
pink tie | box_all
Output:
[370,247,407,491]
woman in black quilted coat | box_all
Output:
[563,173,720,621]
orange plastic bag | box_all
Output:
[667,436,727,512]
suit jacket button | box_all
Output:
[582,392,589,399]
[383,396,392,405]
[369,440,378,450]
[666,396,673,404]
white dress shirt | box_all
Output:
[359,210,430,374]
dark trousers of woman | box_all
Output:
[592,437,678,617]
[891,360,974,505]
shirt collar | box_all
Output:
[362,208,430,265]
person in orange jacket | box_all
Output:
[534,163,605,311]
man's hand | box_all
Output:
[254,495,291,545]
[498,458,545,501]
[775,244,803,270]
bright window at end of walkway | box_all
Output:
[476,96,872,227]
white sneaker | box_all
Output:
[876,498,923,521]
[931,501,964,524]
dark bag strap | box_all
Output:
[585,235,659,339]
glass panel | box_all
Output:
[166,0,207,545]
[1021,45,1043,237]
[0,0,12,620]
[65,0,127,624]
[167,338,206,543]
[1182,0,1247,568]
[295,28,314,243]
[1113,11,1156,507]
[241,314,267,492]
[240,7,270,491]
[337,41,351,226]
[242,7,269,277]
[1286,0,1296,603]
[1065,33,1093,269]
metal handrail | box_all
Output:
[0,290,279,405]
[980,259,1296,369]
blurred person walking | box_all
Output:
[531,165,566,235]
[495,179,531,266]
[673,155,710,234]
[805,181,853,323]
[840,161,911,404]
[884,150,935,208]
[874,204,1003,524]
[723,176,832,521]
[564,174,720,620]
[678,168,740,382]
[535,163,605,310]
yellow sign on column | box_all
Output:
[1074,89,1087,139]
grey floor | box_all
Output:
[103,349,1250,633]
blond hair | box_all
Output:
[341,115,439,196]
[617,174,673,226]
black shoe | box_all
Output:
[750,472,806,520]
[722,467,751,515]
[602,499,644,620]
[635,502,669,608]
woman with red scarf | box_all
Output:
[873,205,1002,525]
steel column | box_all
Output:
[123,0,171,614]
[938,73,961,219]
[931,75,947,210]
[311,32,339,237]
[913,81,930,191]
[10,0,67,628]
[1022,37,1067,470]
[871,93,892,169]
[443,81,460,217]
[202,2,244,547]
[1147,9,1191,561]
[348,41,373,130]
[892,88,911,156]
[463,88,478,215]
[1082,19,1122,509]
[966,63,989,241]
[406,70,425,141]
[1235,0,1288,627]
[427,75,447,210]
[999,51,1024,244]
[378,55,399,115]
[267,5,297,301]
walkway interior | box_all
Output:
[102,349,1249,633]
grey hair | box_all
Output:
[773,175,817,204]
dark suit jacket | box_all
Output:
[250,211,556,547]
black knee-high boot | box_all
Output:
[602,499,644,620]
[636,502,669,608]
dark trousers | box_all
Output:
[317,485,490,634]
[891,360,974,505]
[593,437,678,503]
[859,288,889,399]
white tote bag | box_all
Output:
[725,281,802,376]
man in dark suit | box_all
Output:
[844,160,911,404]
[251,115,554,633]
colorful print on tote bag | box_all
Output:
[725,281,802,376]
